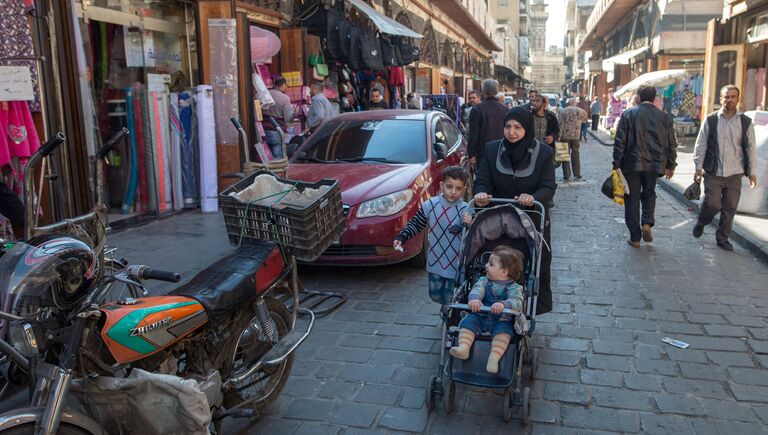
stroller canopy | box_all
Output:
[461,204,543,266]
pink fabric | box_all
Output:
[0,101,40,167]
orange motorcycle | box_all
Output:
[0,130,315,434]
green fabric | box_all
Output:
[314,63,329,77]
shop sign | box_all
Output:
[0,66,34,101]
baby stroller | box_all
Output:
[426,198,545,423]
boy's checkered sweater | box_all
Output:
[395,194,468,279]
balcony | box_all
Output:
[579,0,641,52]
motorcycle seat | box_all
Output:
[170,241,283,322]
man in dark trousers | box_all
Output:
[590,96,602,130]
[692,85,758,251]
[613,85,677,248]
[467,79,507,168]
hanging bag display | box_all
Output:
[347,26,363,70]
[360,32,384,71]
[325,8,344,59]
[381,38,398,66]
[310,49,329,80]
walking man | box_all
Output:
[557,98,589,182]
[613,85,677,248]
[264,77,295,158]
[692,85,758,251]
[590,96,602,130]
[305,83,335,134]
[467,79,507,168]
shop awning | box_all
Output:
[431,0,501,52]
[495,64,524,79]
[346,0,422,38]
[614,69,688,98]
[601,46,648,71]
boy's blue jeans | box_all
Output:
[428,273,454,304]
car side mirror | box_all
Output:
[433,142,448,160]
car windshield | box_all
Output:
[296,119,426,164]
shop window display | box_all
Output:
[76,2,198,227]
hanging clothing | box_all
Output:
[0,0,41,111]
[0,101,40,167]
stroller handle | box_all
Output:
[468,197,545,215]
[445,303,520,316]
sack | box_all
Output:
[313,63,329,81]
[684,181,701,200]
[612,169,626,205]
[554,142,570,162]
[325,9,343,59]
[360,32,384,70]
[381,38,398,66]
[601,174,613,199]
[252,73,275,109]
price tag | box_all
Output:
[0,66,34,101]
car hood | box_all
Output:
[287,163,427,205]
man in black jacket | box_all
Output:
[467,79,507,167]
[613,85,677,248]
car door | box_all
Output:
[428,114,466,195]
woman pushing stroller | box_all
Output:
[473,106,557,315]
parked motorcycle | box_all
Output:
[0,130,314,434]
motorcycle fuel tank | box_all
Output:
[99,296,208,364]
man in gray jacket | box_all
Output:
[692,85,758,251]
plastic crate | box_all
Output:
[220,171,345,261]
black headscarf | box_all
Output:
[501,106,536,166]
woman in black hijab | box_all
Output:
[473,106,557,314]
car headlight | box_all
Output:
[356,189,414,218]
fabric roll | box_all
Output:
[133,85,149,212]
[179,91,198,207]
[149,92,167,212]
[122,86,138,212]
[158,92,173,212]
[169,93,184,210]
[142,88,158,212]
[196,85,218,213]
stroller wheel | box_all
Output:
[503,387,513,422]
[444,380,456,413]
[529,348,539,380]
[521,387,531,425]
[425,375,439,412]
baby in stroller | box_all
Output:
[449,245,524,373]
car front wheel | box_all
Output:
[409,233,428,268]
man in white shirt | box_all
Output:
[692,85,758,251]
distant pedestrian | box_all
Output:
[532,95,559,148]
[461,90,480,130]
[394,166,472,305]
[590,96,602,130]
[305,83,334,134]
[264,77,294,158]
[467,79,507,168]
[578,96,590,140]
[366,87,389,110]
[557,98,589,182]
[613,85,677,248]
[522,89,538,111]
[406,92,420,109]
[692,85,758,251]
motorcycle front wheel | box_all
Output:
[222,296,293,412]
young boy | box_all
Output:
[393,166,472,305]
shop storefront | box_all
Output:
[64,0,199,229]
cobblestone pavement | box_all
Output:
[112,139,768,434]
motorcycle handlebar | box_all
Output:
[230,117,244,131]
[139,268,181,283]
[38,132,66,158]
[96,127,129,160]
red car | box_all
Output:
[288,110,466,266]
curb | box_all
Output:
[657,180,768,264]
[586,130,612,146]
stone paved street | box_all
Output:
[111,139,768,434]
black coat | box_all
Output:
[467,96,508,159]
[613,102,678,174]
[473,139,557,207]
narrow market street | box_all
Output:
[110,140,768,434]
